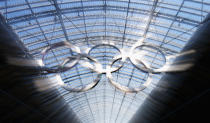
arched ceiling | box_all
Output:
[0,0,209,123]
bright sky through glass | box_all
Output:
[0,0,209,122]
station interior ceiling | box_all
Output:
[0,0,210,123]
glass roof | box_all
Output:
[0,0,209,122]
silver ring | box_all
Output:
[129,44,166,73]
[87,43,126,74]
[106,58,153,93]
[58,54,102,92]
[41,41,81,73]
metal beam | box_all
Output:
[7,6,200,26]
[52,0,70,42]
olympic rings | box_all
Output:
[37,41,187,93]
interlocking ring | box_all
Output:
[41,41,80,73]
[129,44,166,73]
[58,54,102,92]
[87,43,126,74]
[106,57,153,93]
[34,41,193,93]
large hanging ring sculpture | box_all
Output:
[37,41,193,93]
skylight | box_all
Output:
[0,0,209,122]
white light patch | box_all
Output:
[7,57,44,67]
[34,74,63,91]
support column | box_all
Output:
[129,13,210,123]
[0,14,81,123]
